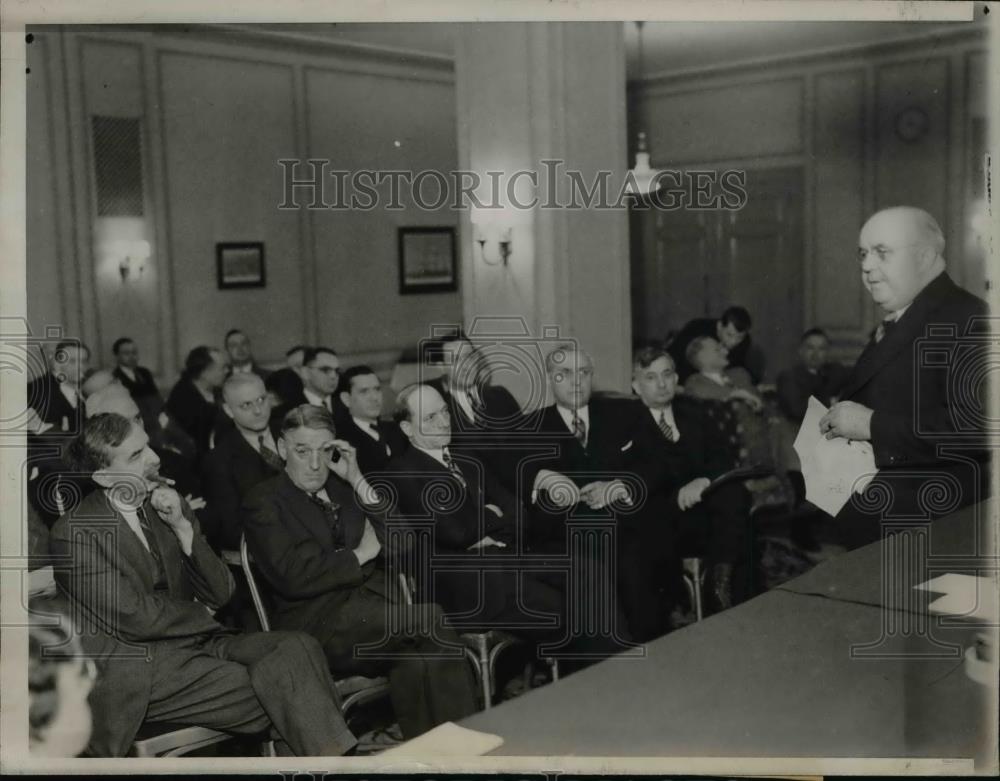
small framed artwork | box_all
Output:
[397,227,457,294]
[216,242,265,289]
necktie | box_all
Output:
[136,505,167,589]
[258,435,284,471]
[442,449,467,488]
[657,410,676,442]
[368,422,381,441]
[308,492,345,547]
[875,316,897,343]
[572,412,587,448]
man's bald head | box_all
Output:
[858,206,948,312]
[222,372,266,403]
[85,384,142,426]
[222,372,271,434]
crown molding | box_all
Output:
[631,23,988,88]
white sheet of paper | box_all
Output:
[793,396,878,517]
[914,574,999,621]
[380,722,504,757]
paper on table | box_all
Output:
[380,722,503,757]
[914,574,1000,622]
[793,396,878,517]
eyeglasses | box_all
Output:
[235,395,268,412]
[856,243,926,264]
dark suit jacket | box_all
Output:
[164,378,220,461]
[242,472,386,639]
[27,371,83,433]
[427,378,534,492]
[113,365,163,432]
[836,272,990,538]
[386,445,518,618]
[202,425,282,551]
[337,415,409,477]
[266,367,304,408]
[49,489,234,756]
[776,362,849,423]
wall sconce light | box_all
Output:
[474,224,513,266]
[101,239,151,283]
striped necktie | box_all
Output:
[136,505,167,589]
[657,410,676,442]
[442,449,467,488]
[571,412,587,448]
[258,435,284,471]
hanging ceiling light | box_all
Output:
[626,21,664,197]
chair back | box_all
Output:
[239,534,271,632]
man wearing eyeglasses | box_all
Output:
[202,373,283,552]
[818,206,990,549]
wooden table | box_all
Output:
[459,501,997,770]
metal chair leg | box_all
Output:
[682,557,705,622]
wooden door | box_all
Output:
[630,166,804,381]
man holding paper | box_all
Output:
[817,207,990,549]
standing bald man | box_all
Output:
[819,207,990,549]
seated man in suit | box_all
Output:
[86,384,207,516]
[629,347,753,631]
[225,329,272,381]
[111,337,163,433]
[388,384,630,660]
[776,328,850,508]
[819,207,990,550]
[164,346,229,463]
[242,404,478,738]
[669,305,766,384]
[265,345,308,409]
[49,413,358,757]
[272,347,345,423]
[335,365,408,475]
[27,339,91,525]
[202,373,283,551]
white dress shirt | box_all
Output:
[648,404,681,443]
[107,491,151,552]
[353,416,380,441]
[555,404,589,434]
[59,382,79,410]
[303,388,332,413]
[118,365,137,382]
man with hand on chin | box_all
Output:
[818,207,989,550]
[242,405,478,739]
[50,413,358,757]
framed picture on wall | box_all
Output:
[216,242,265,289]
[397,227,457,294]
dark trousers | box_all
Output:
[146,630,357,756]
[435,546,633,660]
[312,588,478,739]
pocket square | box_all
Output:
[620,440,633,452]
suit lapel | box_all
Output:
[841,273,951,399]
[99,493,164,593]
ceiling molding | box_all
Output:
[191,23,455,70]
[632,24,987,88]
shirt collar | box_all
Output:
[239,426,274,452]
[353,416,380,439]
[555,404,589,431]
[303,388,330,407]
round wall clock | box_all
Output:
[894,106,930,143]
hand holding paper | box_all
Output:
[794,396,878,517]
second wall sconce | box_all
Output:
[474,223,513,266]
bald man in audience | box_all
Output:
[202,374,283,551]
[819,206,990,549]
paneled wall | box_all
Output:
[630,26,989,370]
[26,27,462,381]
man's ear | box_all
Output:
[222,402,234,420]
[339,391,351,410]
[276,438,287,460]
[92,467,114,490]
[630,379,640,396]
[399,420,413,440]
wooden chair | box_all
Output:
[129,724,232,758]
